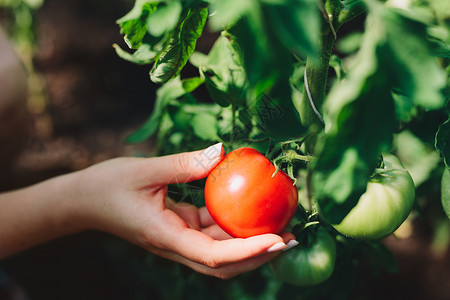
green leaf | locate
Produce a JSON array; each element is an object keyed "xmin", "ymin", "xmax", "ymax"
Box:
[
  {"xmin": 394, "ymin": 130, "xmax": 441, "ymax": 187},
  {"xmin": 126, "ymin": 77, "xmax": 186, "ymax": 143},
  {"xmin": 392, "ymin": 89, "xmax": 417, "ymax": 123},
  {"xmin": 206, "ymin": 0, "xmax": 253, "ymax": 30},
  {"xmin": 256, "ymin": 79, "xmax": 306, "ymax": 141},
  {"xmin": 442, "ymin": 167, "xmax": 450, "ymax": 220},
  {"xmin": 227, "ymin": 5, "xmax": 273, "ymax": 89},
  {"xmin": 117, "ymin": 0, "xmax": 159, "ymax": 49},
  {"xmin": 436, "ymin": 99, "xmax": 450, "ymax": 167},
  {"xmin": 364, "ymin": 1, "xmax": 446, "ymax": 110},
  {"xmin": 313, "ymin": 9, "xmax": 397, "ymax": 223},
  {"xmin": 428, "ymin": 0, "xmax": 450, "ymax": 27},
  {"xmin": 191, "ymin": 113, "xmax": 220, "ymax": 140},
  {"xmin": 192, "ymin": 35, "xmax": 247, "ymax": 107},
  {"xmin": 313, "ymin": 0, "xmax": 447, "ymax": 223},
  {"xmin": 364, "ymin": 242, "xmax": 398, "ymax": 275},
  {"xmin": 150, "ymin": 7, "xmax": 208, "ymax": 83},
  {"xmin": 264, "ymin": 0, "xmax": 320, "ymax": 59},
  {"xmin": 181, "ymin": 77, "xmax": 204, "ymax": 93},
  {"xmin": 113, "ymin": 42, "xmax": 157, "ymax": 65},
  {"xmin": 147, "ymin": 1, "xmax": 183, "ymax": 36}
]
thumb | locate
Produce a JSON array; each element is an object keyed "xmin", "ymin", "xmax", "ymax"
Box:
[{"xmin": 145, "ymin": 143, "xmax": 224, "ymax": 185}]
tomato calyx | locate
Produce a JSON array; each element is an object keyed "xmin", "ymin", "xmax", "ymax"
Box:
[
  {"xmin": 370, "ymin": 154, "xmax": 409, "ymax": 183},
  {"xmin": 290, "ymin": 207, "xmax": 322, "ymax": 248},
  {"xmin": 269, "ymin": 140, "xmax": 315, "ymax": 184}
]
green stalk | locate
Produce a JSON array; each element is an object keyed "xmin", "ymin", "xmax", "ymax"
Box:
[
  {"xmin": 299, "ymin": 0, "xmax": 341, "ymax": 153},
  {"xmin": 231, "ymin": 103, "xmax": 237, "ymax": 147},
  {"xmin": 300, "ymin": 0, "xmax": 342, "ymax": 209},
  {"xmin": 299, "ymin": 0, "xmax": 367, "ymax": 153},
  {"xmin": 300, "ymin": 32, "xmax": 335, "ymax": 135}
]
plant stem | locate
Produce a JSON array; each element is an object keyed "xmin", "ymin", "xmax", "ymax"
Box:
[
  {"xmin": 231, "ymin": 103, "xmax": 237, "ymax": 146},
  {"xmin": 299, "ymin": 0, "xmax": 345, "ymax": 154},
  {"xmin": 300, "ymin": 0, "xmax": 342, "ymax": 209},
  {"xmin": 299, "ymin": 30, "xmax": 336, "ymax": 153}
]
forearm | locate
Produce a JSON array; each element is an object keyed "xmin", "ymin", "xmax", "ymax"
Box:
[{"xmin": 0, "ymin": 172, "xmax": 84, "ymax": 258}]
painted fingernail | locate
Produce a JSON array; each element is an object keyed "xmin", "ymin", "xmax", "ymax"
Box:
[
  {"xmin": 203, "ymin": 142, "xmax": 223, "ymax": 160},
  {"xmin": 267, "ymin": 242, "xmax": 287, "ymax": 253},
  {"xmin": 283, "ymin": 240, "xmax": 299, "ymax": 252}
]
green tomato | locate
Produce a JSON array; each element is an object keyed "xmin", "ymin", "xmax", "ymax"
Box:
[
  {"xmin": 270, "ymin": 227, "xmax": 336, "ymax": 286},
  {"xmin": 442, "ymin": 168, "xmax": 450, "ymax": 220},
  {"xmin": 332, "ymin": 153, "xmax": 415, "ymax": 240}
]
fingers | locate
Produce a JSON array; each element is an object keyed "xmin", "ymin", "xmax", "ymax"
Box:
[
  {"xmin": 198, "ymin": 206, "xmax": 216, "ymax": 228},
  {"xmin": 150, "ymin": 232, "xmax": 295, "ymax": 279},
  {"xmin": 161, "ymin": 203, "xmax": 297, "ymax": 268},
  {"xmin": 165, "ymin": 198, "xmax": 201, "ymax": 230},
  {"xmin": 162, "ymin": 225, "xmax": 289, "ymax": 269},
  {"xmin": 140, "ymin": 143, "xmax": 224, "ymax": 186},
  {"xmin": 201, "ymin": 224, "xmax": 233, "ymax": 240},
  {"xmin": 165, "ymin": 200, "xmax": 232, "ymax": 240},
  {"xmin": 154, "ymin": 248, "xmax": 281, "ymax": 279}
]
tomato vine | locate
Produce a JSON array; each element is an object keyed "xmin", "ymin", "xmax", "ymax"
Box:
[{"xmin": 115, "ymin": 0, "xmax": 449, "ymax": 297}]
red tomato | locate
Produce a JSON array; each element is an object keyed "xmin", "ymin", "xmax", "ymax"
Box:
[{"xmin": 204, "ymin": 147, "xmax": 298, "ymax": 238}]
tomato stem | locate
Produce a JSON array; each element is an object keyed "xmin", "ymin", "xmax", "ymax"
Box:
[
  {"xmin": 231, "ymin": 103, "xmax": 237, "ymax": 147},
  {"xmin": 370, "ymin": 168, "xmax": 409, "ymax": 182}
]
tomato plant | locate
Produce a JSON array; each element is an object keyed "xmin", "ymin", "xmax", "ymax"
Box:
[
  {"xmin": 270, "ymin": 227, "xmax": 336, "ymax": 286},
  {"xmin": 442, "ymin": 168, "xmax": 450, "ymax": 220},
  {"xmin": 330, "ymin": 153, "xmax": 415, "ymax": 240},
  {"xmin": 204, "ymin": 147, "xmax": 298, "ymax": 238},
  {"xmin": 115, "ymin": 0, "xmax": 450, "ymax": 298}
]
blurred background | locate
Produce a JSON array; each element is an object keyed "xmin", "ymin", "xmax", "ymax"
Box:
[{"xmin": 0, "ymin": 0, "xmax": 449, "ymax": 299}]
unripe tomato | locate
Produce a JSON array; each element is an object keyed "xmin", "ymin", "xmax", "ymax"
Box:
[
  {"xmin": 270, "ymin": 227, "xmax": 336, "ymax": 286},
  {"xmin": 204, "ymin": 147, "xmax": 298, "ymax": 238},
  {"xmin": 331, "ymin": 153, "xmax": 415, "ymax": 240}
]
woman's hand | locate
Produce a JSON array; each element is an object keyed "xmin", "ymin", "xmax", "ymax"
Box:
[
  {"xmin": 0, "ymin": 143, "xmax": 297, "ymax": 279},
  {"xmin": 73, "ymin": 143, "xmax": 297, "ymax": 279}
]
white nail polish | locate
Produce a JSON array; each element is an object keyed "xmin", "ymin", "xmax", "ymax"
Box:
[
  {"xmin": 267, "ymin": 242, "xmax": 287, "ymax": 253},
  {"xmin": 282, "ymin": 240, "xmax": 299, "ymax": 252},
  {"xmin": 203, "ymin": 142, "xmax": 223, "ymax": 160}
]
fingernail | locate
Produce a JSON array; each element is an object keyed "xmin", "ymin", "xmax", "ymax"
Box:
[
  {"xmin": 267, "ymin": 242, "xmax": 287, "ymax": 253},
  {"xmin": 203, "ymin": 142, "xmax": 223, "ymax": 160},
  {"xmin": 283, "ymin": 240, "xmax": 299, "ymax": 252}
]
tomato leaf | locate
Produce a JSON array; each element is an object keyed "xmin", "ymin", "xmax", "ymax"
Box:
[
  {"xmin": 116, "ymin": 1, "xmax": 207, "ymax": 84},
  {"xmin": 257, "ymin": 79, "xmax": 306, "ymax": 141},
  {"xmin": 214, "ymin": 0, "xmax": 319, "ymax": 90},
  {"xmin": 263, "ymin": 0, "xmax": 319, "ymax": 59},
  {"xmin": 113, "ymin": 42, "xmax": 157, "ymax": 65},
  {"xmin": 190, "ymin": 35, "xmax": 247, "ymax": 107},
  {"xmin": 181, "ymin": 76, "xmax": 204, "ymax": 93},
  {"xmin": 116, "ymin": 0, "xmax": 158, "ymax": 49},
  {"xmin": 394, "ymin": 130, "xmax": 441, "ymax": 187},
  {"xmin": 376, "ymin": 6, "xmax": 446, "ymax": 110},
  {"xmin": 191, "ymin": 113, "xmax": 220, "ymax": 141},
  {"xmin": 150, "ymin": 7, "xmax": 208, "ymax": 83},
  {"xmin": 314, "ymin": 1, "xmax": 447, "ymax": 224},
  {"xmin": 314, "ymin": 72, "xmax": 396, "ymax": 223},
  {"xmin": 312, "ymin": 11, "xmax": 395, "ymax": 223},
  {"xmin": 126, "ymin": 77, "xmax": 187, "ymax": 143},
  {"xmin": 363, "ymin": 242, "xmax": 398, "ymax": 275},
  {"xmin": 147, "ymin": 2, "xmax": 183, "ymax": 37}
]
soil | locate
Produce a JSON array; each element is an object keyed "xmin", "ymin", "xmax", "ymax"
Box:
[{"xmin": 0, "ymin": 0, "xmax": 449, "ymax": 299}]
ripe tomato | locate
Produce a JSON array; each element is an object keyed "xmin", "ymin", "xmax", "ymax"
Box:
[
  {"xmin": 331, "ymin": 153, "xmax": 415, "ymax": 240},
  {"xmin": 270, "ymin": 227, "xmax": 336, "ymax": 286},
  {"xmin": 204, "ymin": 147, "xmax": 298, "ymax": 238}
]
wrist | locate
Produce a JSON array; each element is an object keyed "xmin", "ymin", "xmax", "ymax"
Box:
[
  {"xmin": 0, "ymin": 171, "xmax": 87, "ymax": 258},
  {"xmin": 52, "ymin": 170, "xmax": 90, "ymax": 235}
]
